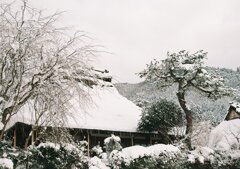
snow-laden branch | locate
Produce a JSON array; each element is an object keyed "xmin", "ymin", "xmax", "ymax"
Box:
[{"xmin": 0, "ymin": 1, "xmax": 99, "ymax": 139}]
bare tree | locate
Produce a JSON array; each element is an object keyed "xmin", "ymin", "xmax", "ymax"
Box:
[
  {"xmin": 139, "ymin": 50, "xmax": 232, "ymax": 149},
  {"xmin": 0, "ymin": 0, "xmax": 98, "ymax": 140}
]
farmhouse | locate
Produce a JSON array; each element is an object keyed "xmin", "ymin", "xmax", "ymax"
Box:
[
  {"xmin": 3, "ymin": 72, "xmax": 162, "ymax": 154},
  {"xmin": 224, "ymin": 102, "xmax": 240, "ymax": 121}
]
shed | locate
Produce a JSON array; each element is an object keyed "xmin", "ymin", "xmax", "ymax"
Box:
[{"xmin": 224, "ymin": 102, "xmax": 240, "ymax": 121}]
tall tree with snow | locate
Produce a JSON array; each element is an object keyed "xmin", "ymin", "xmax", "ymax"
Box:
[
  {"xmin": 139, "ymin": 50, "xmax": 232, "ymax": 149},
  {"xmin": 0, "ymin": 0, "xmax": 98, "ymax": 140}
]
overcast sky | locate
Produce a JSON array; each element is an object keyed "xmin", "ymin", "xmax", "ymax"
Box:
[{"xmin": 30, "ymin": 0, "xmax": 240, "ymax": 83}]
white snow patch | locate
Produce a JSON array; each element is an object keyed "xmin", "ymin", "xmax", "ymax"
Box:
[
  {"xmin": 147, "ymin": 144, "xmax": 180, "ymax": 156},
  {"xmin": 37, "ymin": 142, "xmax": 60, "ymax": 151},
  {"xmin": 122, "ymin": 145, "xmax": 147, "ymax": 159},
  {"xmin": 0, "ymin": 158, "xmax": 13, "ymax": 169},
  {"xmin": 89, "ymin": 156, "xmax": 110, "ymax": 169},
  {"xmin": 188, "ymin": 147, "xmax": 214, "ymax": 164},
  {"xmin": 62, "ymin": 143, "xmax": 79, "ymax": 152}
]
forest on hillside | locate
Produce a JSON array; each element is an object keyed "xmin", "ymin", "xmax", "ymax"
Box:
[{"xmin": 115, "ymin": 67, "xmax": 240, "ymax": 126}]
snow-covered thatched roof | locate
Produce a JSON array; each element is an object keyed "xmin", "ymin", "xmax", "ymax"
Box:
[
  {"xmin": 6, "ymin": 84, "xmax": 142, "ymax": 133},
  {"xmin": 208, "ymin": 119, "xmax": 240, "ymax": 150}
]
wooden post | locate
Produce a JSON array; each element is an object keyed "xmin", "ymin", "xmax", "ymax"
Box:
[
  {"xmin": 31, "ymin": 130, "xmax": 34, "ymax": 145},
  {"xmin": 87, "ymin": 131, "xmax": 90, "ymax": 157},
  {"xmin": 35, "ymin": 130, "xmax": 38, "ymax": 139},
  {"xmin": 131, "ymin": 134, "xmax": 134, "ymax": 146},
  {"xmin": 13, "ymin": 129, "xmax": 17, "ymax": 148}
]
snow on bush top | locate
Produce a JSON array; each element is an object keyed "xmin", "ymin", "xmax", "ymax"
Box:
[
  {"xmin": 104, "ymin": 134, "xmax": 121, "ymax": 144},
  {"xmin": 208, "ymin": 119, "xmax": 240, "ymax": 150},
  {"xmin": 121, "ymin": 144, "xmax": 180, "ymax": 160},
  {"xmin": 37, "ymin": 142, "xmax": 60, "ymax": 151},
  {"xmin": 0, "ymin": 158, "xmax": 13, "ymax": 169},
  {"xmin": 89, "ymin": 156, "xmax": 110, "ymax": 169}
]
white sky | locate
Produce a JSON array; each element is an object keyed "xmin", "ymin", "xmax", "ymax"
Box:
[{"xmin": 30, "ymin": 0, "xmax": 240, "ymax": 83}]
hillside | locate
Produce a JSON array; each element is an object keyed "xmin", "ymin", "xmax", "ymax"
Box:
[{"xmin": 115, "ymin": 67, "xmax": 240, "ymax": 125}]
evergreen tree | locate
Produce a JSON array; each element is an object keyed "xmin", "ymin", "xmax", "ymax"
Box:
[{"xmin": 138, "ymin": 100, "xmax": 183, "ymax": 143}]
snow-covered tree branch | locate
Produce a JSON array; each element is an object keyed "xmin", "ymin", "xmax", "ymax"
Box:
[{"xmin": 0, "ymin": 0, "xmax": 98, "ymax": 140}]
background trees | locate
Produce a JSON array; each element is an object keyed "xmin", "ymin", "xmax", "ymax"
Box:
[
  {"xmin": 139, "ymin": 50, "xmax": 232, "ymax": 149},
  {"xmin": 138, "ymin": 99, "xmax": 183, "ymax": 144},
  {"xmin": 0, "ymin": 0, "xmax": 97, "ymax": 140}
]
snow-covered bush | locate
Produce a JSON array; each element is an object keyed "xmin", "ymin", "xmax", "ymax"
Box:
[
  {"xmin": 121, "ymin": 154, "xmax": 187, "ymax": 169},
  {"xmin": 2, "ymin": 138, "xmax": 240, "ymax": 169},
  {"xmin": 0, "ymin": 141, "xmax": 12, "ymax": 158},
  {"xmin": 120, "ymin": 155, "xmax": 157, "ymax": 169},
  {"xmin": 102, "ymin": 144, "xmax": 184, "ymax": 169},
  {"xmin": 102, "ymin": 135, "xmax": 123, "ymax": 168},
  {"xmin": 0, "ymin": 141, "xmax": 17, "ymax": 169},
  {"xmin": 108, "ymin": 150, "xmax": 125, "ymax": 169},
  {"xmin": 99, "ymin": 143, "xmax": 240, "ymax": 169},
  {"xmin": 104, "ymin": 134, "xmax": 122, "ymax": 155},
  {"xmin": 210, "ymin": 150, "xmax": 240, "ymax": 169},
  {"xmin": 16, "ymin": 142, "xmax": 88, "ymax": 169},
  {"xmin": 187, "ymin": 146, "xmax": 214, "ymax": 164},
  {"xmin": 92, "ymin": 145, "xmax": 103, "ymax": 157},
  {"xmin": 186, "ymin": 147, "xmax": 240, "ymax": 169},
  {"xmin": 88, "ymin": 156, "xmax": 110, "ymax": 169},
  {"xmin": 119, "ymin": 144, "xmax": 184, "ymax": 169}
]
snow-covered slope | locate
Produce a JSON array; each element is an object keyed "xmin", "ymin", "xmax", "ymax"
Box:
[
  {"xmin": 208, "ymin": 119, "xmax": 240, "ymax": 150},
  {"xmin": 6, "ymin": 85, "xmax": 142, "ymax": 132}
]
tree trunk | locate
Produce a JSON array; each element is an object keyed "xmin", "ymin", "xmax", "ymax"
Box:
[
  {"xmin": 0, "ymin": 125, "xmax": 6, "ymax": 140},
  {"xmin": 158, "ymin": 129, "xmax": 171, "ymax": 144},
  {"xmin": 176, "ymin": 90, "xmax": 193, "ymax": 150},
  {"xmin": 24, "ymin": 135, "xmax": 31, "ymax": 149},
  {"xmin": 0, "ymin": 107, "xmax": 15, "ymax": 140},
  {"xmin": 0, "ymin": 114, "xmax": 12, "ymax": 140}
]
